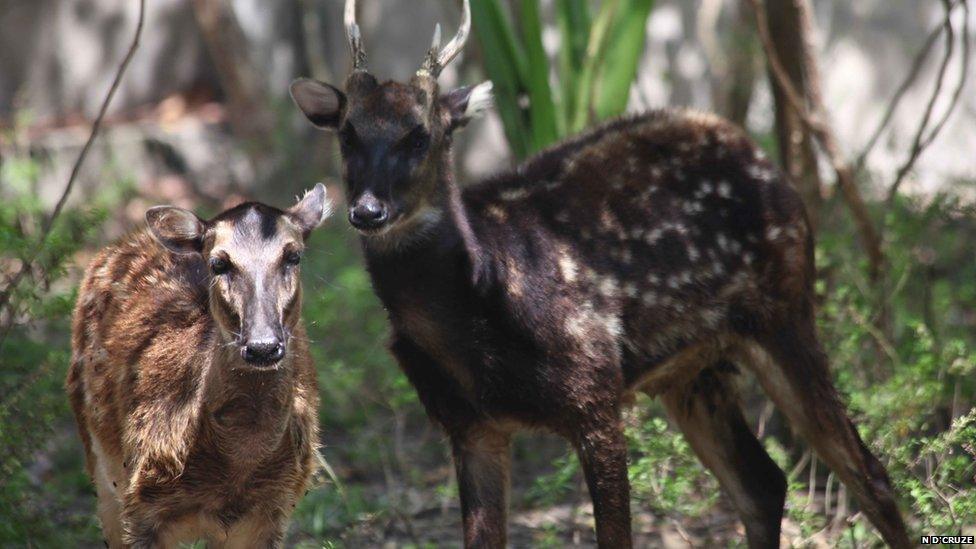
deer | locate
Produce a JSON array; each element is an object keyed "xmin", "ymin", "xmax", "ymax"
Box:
[
  {"xmin": 66, "ymin": 185, "xmax": 332, "ymax": 548},
  {"xmin": 289, "ymin": 2, "xmax": 911, "ymax": 547}
]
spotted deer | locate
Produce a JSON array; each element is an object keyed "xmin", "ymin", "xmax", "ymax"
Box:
[
  {"xmin": 66, "ymin": 185, "xmax": 331, "ymax": 548},
  {"xmin": 290, "ymin": 2, "xmax": 910, "ymax": 547}
]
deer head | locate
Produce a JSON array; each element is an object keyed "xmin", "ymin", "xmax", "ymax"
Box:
[
  {"xmin": 290, "ymin": 0, "xmax": 492, "ymax": 238},
  {"xmin": 146, "ymin": 184, "xmax": 332, "ymax": 368}
]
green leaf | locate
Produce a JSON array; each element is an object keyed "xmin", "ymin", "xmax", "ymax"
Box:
[
  {"xmin": 554, "ymin": 0, "xmax": 591, "ymax": 131},
  {"xmin": 471, "ymin": 0, "xmax": 531, "ymax": 157},
  {"xmin": 570, "ymin": 0, "xmax": 620, "ymax": 133},
  {"xmin": 594, "ymin": 0, "xmax": 654, "ymax": 119},
  {"xmin": 519, "ymin": 0, "xmax": 559, "ymax": 152}
]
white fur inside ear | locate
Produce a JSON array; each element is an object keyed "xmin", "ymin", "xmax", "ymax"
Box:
[
  {"xmin": 310, "ymin": 183, "xmax": 333, "ymax": 226},
  {"xmin": 293, "ymin": 183, "xmax": 333, "ymax": 231},
  {"xmin": 464, "ymin": 81, "xmax": 494, "ymax": 119}
]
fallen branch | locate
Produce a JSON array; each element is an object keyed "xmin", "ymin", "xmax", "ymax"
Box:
[
  {"xmin": 747, "ymin": 0, "xmax": 885, "ymax": 280},
  {"xmin": 0, "ymin": 0, "xmax": 146, "ymax": 343}
]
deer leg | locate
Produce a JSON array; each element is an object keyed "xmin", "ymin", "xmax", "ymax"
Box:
[
  {"xmin": 95, "ymin": 486, "xmax": 126, "ymax": 548},
  {"xmin": 451, "ymin": 423, "xmax": 513, "ymax": 549},
  {"xmin": 221, "ymin": 517, "xmax": 286, "ymax": 549},
  {"xmin": 574, "ymin": 411, "xmax": 632, "ymax": 549},
  {"xmin": 744, "ymin": 318, "xmax": 911, "ymax": 549},
  {"xmin": 659, "ymin": 361, "xmax": 786, "ymax": 549}
]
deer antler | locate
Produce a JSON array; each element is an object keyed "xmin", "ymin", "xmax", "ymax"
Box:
[
  {"xmin": 418, "ymin": 0, "xmax": 471, "ymax": 78},
  {"xmin": 345, "ymin": 0, "xmax": 367, "ymax": 71}
]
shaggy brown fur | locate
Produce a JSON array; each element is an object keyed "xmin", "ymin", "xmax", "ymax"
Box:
[{"xmin": 67, "ymin": 186, "xmax": 331, "ymax": 548}]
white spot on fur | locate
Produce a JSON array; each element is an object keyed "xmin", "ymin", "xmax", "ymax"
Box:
[
  {"xmin": 564, "ymin": 303, "xmax": 622, "ymax": 347},
  {"xmin": 500, "ymin": 188, "xmax": 529, "ymax": 201},
  {"xmin": 623, "ymin": 282, "xmax": 638, "ymax": 298},
  {"xmin": 486, "ymin": 205, "xmax": 508, "ymax": 223},
  {"xmin": 717, "ymin": 233, "xmax": 729, "ymax": 251},
  {"xmin": 645, "ymin": 228, "xmax": 663, "ymax": 245},
  {"xmin": 598, "ymin": 276, "xmax": 619, "ymax": 297},
  {"xmin": 746, "ymin": 163, "xmax": 773, "ymax": 181},
  {"xmin": 717, "ymin": 181, "xmax": 732, "ymax": 198},
  {"xmin": 558, "ymin": 253, "xmax": 579, "ymax": 284},
  {"xmin": 642, "ymin": 291, "xmax": 658, "ymax": 306},
  {"xmin": 766, "ymin": 226, "xmax": 782, "ymax": 241}
]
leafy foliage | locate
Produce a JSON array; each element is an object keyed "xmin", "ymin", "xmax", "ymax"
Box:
[
  {"xmin": 0, "ymin": 121, "xmax": 118, "ymax": 546},
  {"xmin": 472, "ymin": 0, "xmax": 655, "ymax": 158}
]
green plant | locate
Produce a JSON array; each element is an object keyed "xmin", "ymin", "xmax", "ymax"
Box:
[
  {"xmin": 472, "ymin": 0, "xmax": 655, "ymax": 158},
  {"xmin": 0, "ymin": 118, "xmax": 124, "ymax": 546}
]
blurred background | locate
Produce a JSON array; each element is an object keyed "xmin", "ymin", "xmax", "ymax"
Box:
[{"xmin": 1, "ymin": 0, "xmax": 974, "ymax": 546}]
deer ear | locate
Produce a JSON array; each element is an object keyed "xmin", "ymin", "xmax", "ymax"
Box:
[
  {"xmin": 146, "ymin": 206, "xmax": 206, "ymax": 254},
  {"xmin": 441, "ymin": 81, "xmax": 493, "ymax": 130},
  {"xmin": 288, "ymin": 183, "xmax": 333, "ymax": 237},
  {"xmin": 290, "ymin": 78, "xmax": 346, "ymax": 129}
]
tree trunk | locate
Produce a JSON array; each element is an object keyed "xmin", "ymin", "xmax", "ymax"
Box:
[
  {"xmin": 191, "ymin": 0, "xmax": 274, "ymax": 163},
  {"xmin": 764, "ymin": 0, "xmax": 823, "ymax": 229}
]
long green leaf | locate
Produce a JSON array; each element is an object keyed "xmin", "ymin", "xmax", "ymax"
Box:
[
  {"xmin": 520, "ymin": 0, "xmax": 559, "ymax": 152},
  {"xmin": 555, "ymin": 0, "xmax": 591, "ymax": 132},
  {"xmin": 570, "ymin": 0, "xmax": 620, "ymax": 133},
  {"xmin": 471, "ymin": 0, "xmax": 531, "ymax": 157},
  {"xmin": 594, "ymin": 0, "xmax": 654, "ymax": 120}
]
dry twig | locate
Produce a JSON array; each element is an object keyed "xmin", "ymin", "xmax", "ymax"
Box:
[
  {"xmin": 855, "ymin": 14, "xmax": 947, "ymax": 171},
  {"xmin": 888, "ymin": 0, "xmax": 970, "ymax": 202},
  {"xmin": 0, "ymin": 0, "xmax": 146, "ymax": 345}
]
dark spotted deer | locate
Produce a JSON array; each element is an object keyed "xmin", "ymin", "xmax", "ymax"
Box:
[
  {"xmin": 290, "ymin": 2, "xmax": 910, "ymax": 547},
  {"xmin": 66, "ymin": 185, "xmax": 331, "ymax": 548}
]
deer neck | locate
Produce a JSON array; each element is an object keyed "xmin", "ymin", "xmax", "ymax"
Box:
[
  {"xmin": 363, "ymin": 167, "xmax": 487, "ymax": 292},
  {"xmin": 364, "ymin": 171, "xmax": 485, "ymax": 314},
  {"xmin": 203, "ymin": 343, "xmax": 297, "ymax": 467}
]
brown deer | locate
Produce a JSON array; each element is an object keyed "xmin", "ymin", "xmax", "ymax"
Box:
[
  {"xmin": 66, "ymin": 185, "xmax": 331, "ymax": 548},
  {"xmin": 290, "ymin": 2, "xmax": 911, "ymax": 547}
]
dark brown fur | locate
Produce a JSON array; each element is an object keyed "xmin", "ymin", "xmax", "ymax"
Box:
[
  {"xmin": 292, "ymin": 68, "xmax": 910, "ymax": 547},
  {"xmin": 67, "ymin": 191, "xmax": 329, "ymax": 548}
]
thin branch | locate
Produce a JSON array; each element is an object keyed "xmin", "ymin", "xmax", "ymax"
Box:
[
  {"xmin": 854, "ymin": 11, "xmax": 949, "ymax": 171},
  {"xmin": 0, "ymin": 0, "xmax": 146, "ymax": 342},
  {"xmin": 887, "ymin": 0, "xmax": 969, "ymax": 202},
  {"xmin": 747, "ymin": 0, "xmax": 885, "ymax": 280}
]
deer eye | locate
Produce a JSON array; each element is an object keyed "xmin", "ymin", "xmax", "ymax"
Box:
[
  {"xmin": 413, "ymin": 133, "xmax": 428, "ymax": 151},
  {"xmin": 209, "ymin": 257, "xmax": 230, "ymax": 275},
  {"xmin": 284, "ymin": 251, "xmax": 302, "ymax": 266},
  {"xmin": 401, "ymin": 125, "xmax": 429, "ymax": 153}
]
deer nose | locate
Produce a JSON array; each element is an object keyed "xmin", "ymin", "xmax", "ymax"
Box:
[
  {"xmin": 349, "ymin": 194, "xmax": 389, "ymax": 230},
  {"xmin": 242, "ymin": 338, "xmax": 285, "ymax": 365}
]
